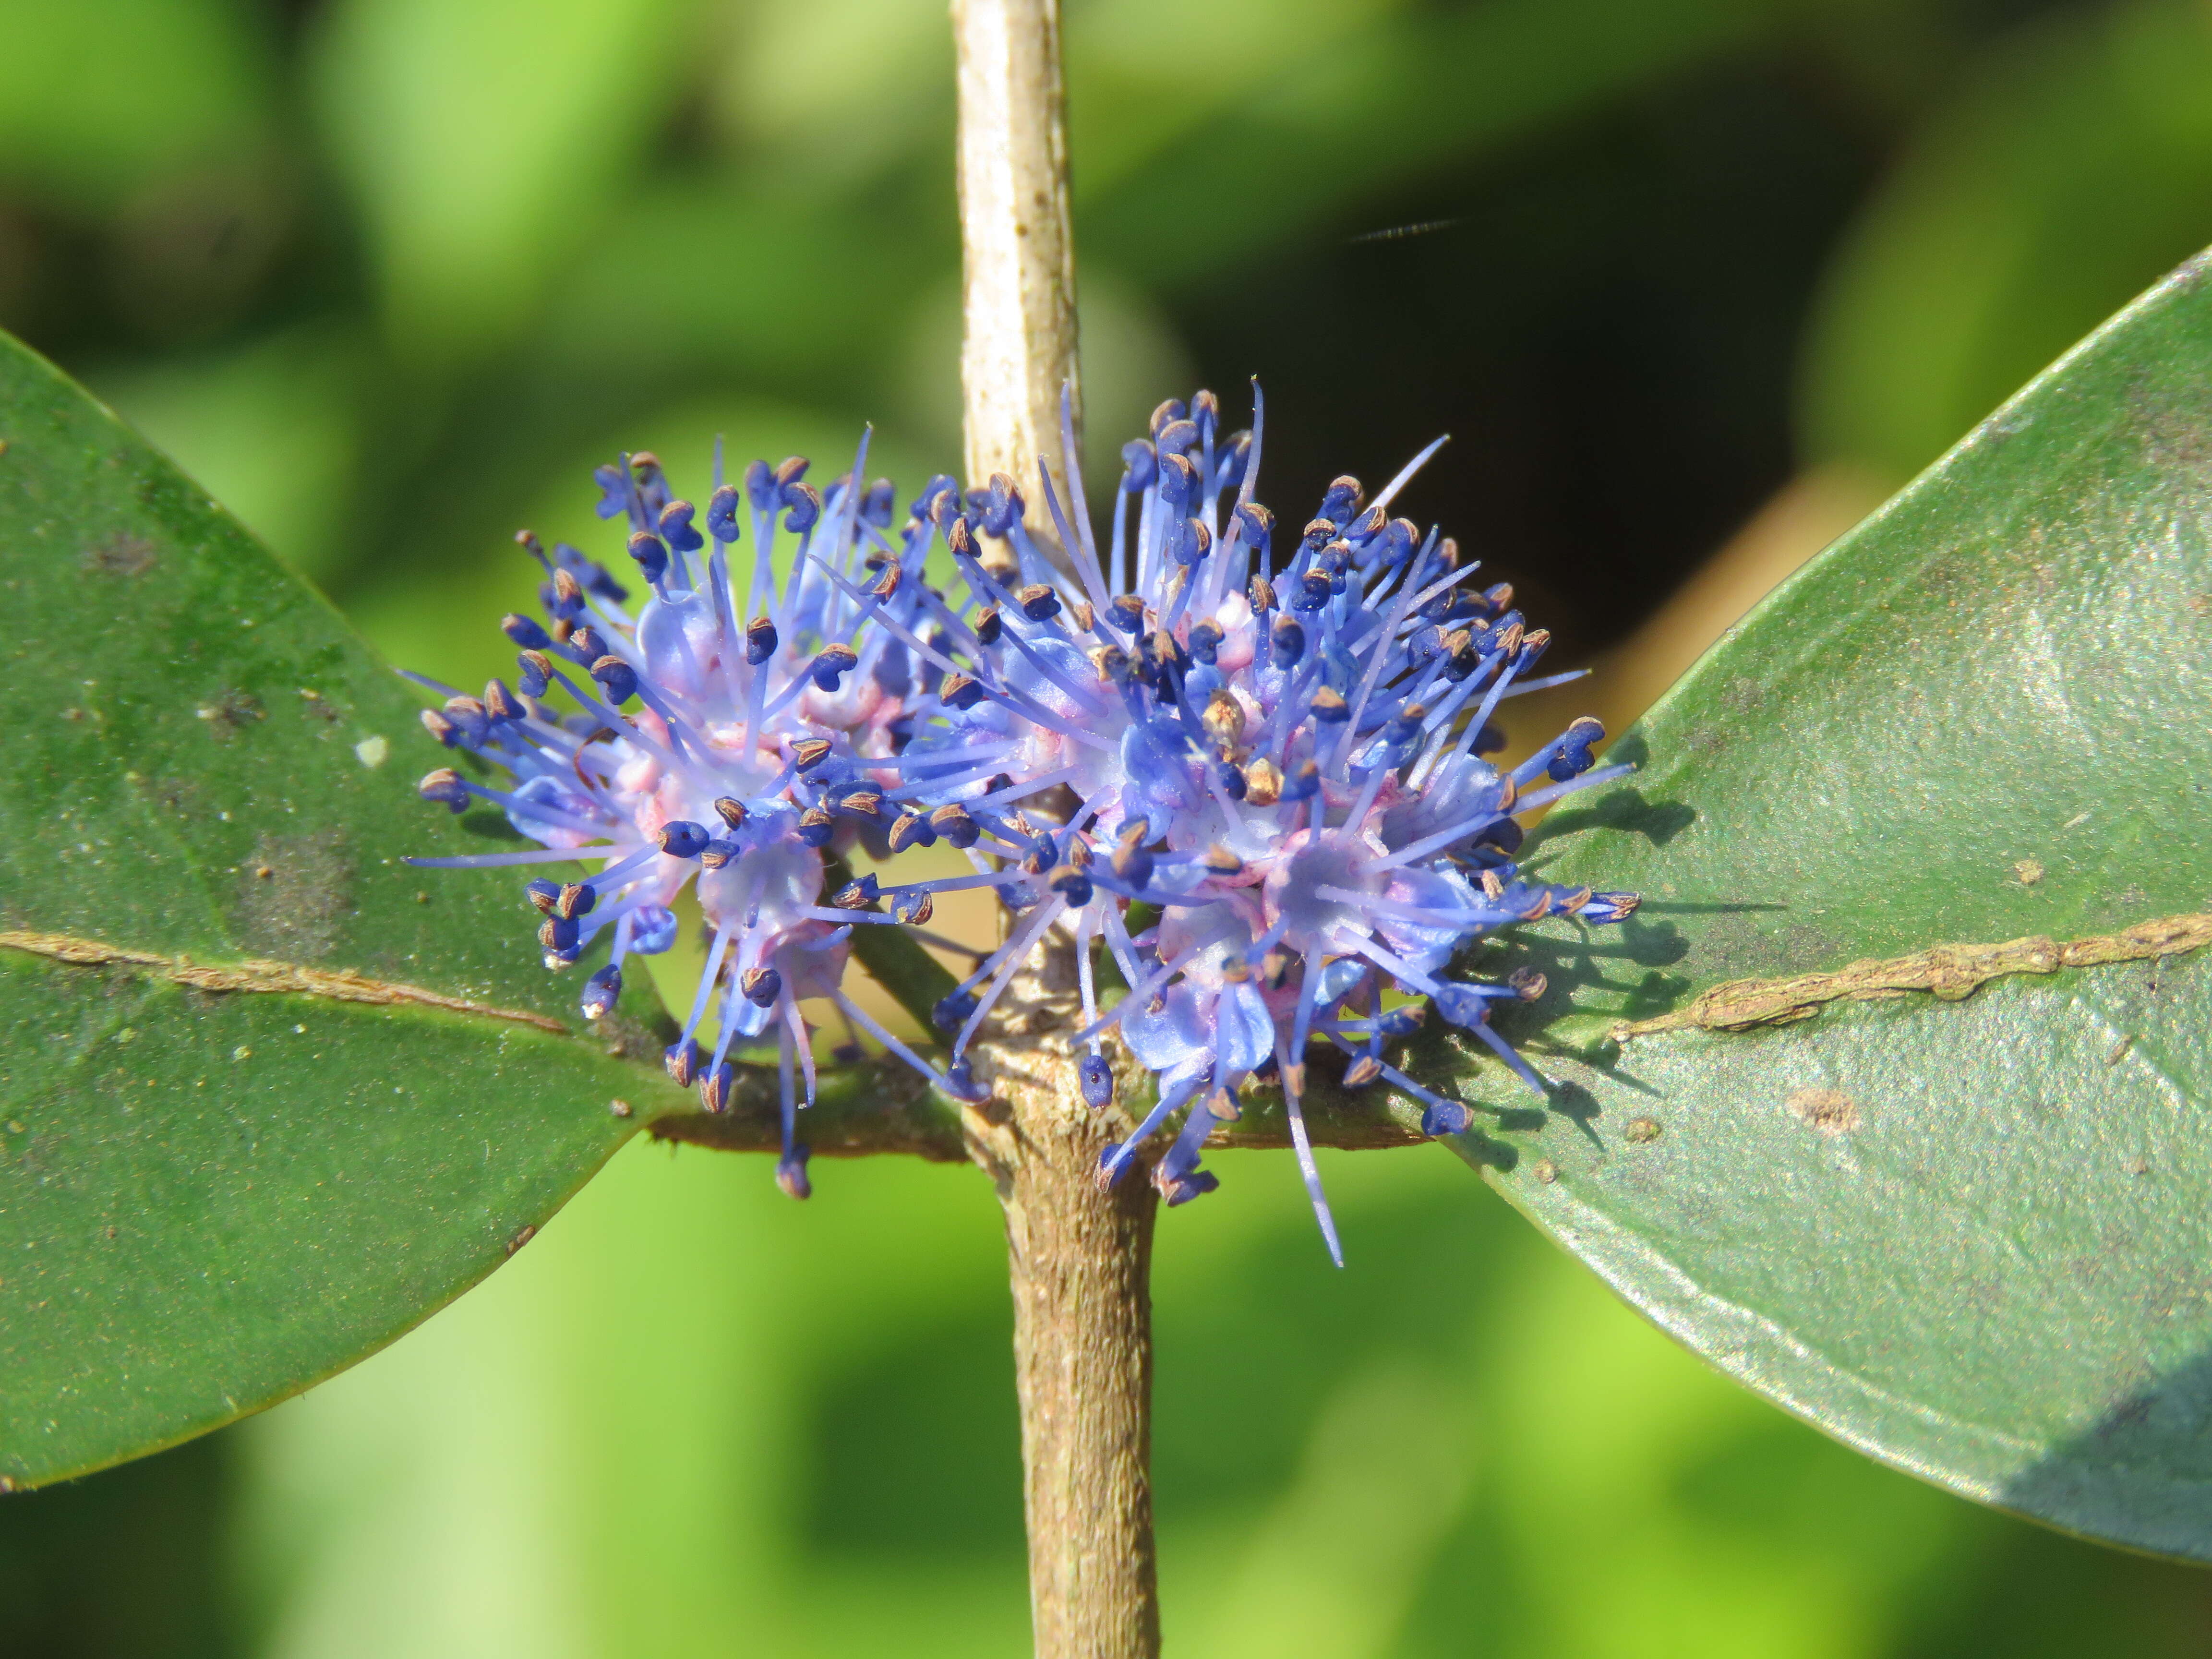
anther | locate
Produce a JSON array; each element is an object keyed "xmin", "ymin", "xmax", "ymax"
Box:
[
  {"xmin": 1017, "ymin": 584, "xmax": 1061, "ymax": 622},
  {"xmin": 811, "ymin": 643, "xmax": 859, "ymax": 691},
  {"xmin": 625, "ymin": 532, "xmax": 668, "ymax": 583},
  {"xmin": 1195, "ymin": 690, "xmax": 1243, "ymax": 750},
  {"xmin": 928, "ymin": 804, "xmax": 979, "ymax": 848},
  {"xmin": 551, "ymin": 568, "xmax": 586, "ymax": 617},
  {"xmin": 580, "ymin": 964, "xmax": 622, "ymax": 1020},
  {"xmin": 1080, "ymin": 1054, "xmax": 1113, "ymax": 1109},
  {"xmin": 417, "ymin": 767, "xmax": 469, "ymax": 809},
  {"xmin": 1310, "ymin": 687, "xmax": 1348, "ymax": 724},
  {"xmin": 713, "ymin": 796, "xmax": 747, "ymax": 830},
  {"xmin": 590, "ymin": 655, "xmax": 637, "ymax": 704},
  {"xmin": 657, "ymin": 821, "xmax": 709, "ymax": 858},
  {"xmin": 793, "ymin": 738, "xmax": 833, "ymax": 773},
  {"xmin": 836, "ymin": 791, "xmax": 886, "ymax": 823},
  {"xmin": 706, "ymin": 483, "xmax": 742, "ymax": 542},
  {"xmin": 699, "ymin": 1061, "xmax": 738, "ymax": 1115},
  {"xmin": 1243, "ymin": 757, "xmax": 1282, "ymax": 805},
  {"xmin": 742, "ymin": 966, "xmax": 783, "ymax": 1006},
  {"xmin": 888, "ymin": 812, "xmax": 933, "ymax": 854},
  {"xmin": 746, "ymin": 617, "xmax": 778, "ymax": 664},
  {"xmin": 1200, "ymin": 844, "xmax": 1243, "ymax": 877}
]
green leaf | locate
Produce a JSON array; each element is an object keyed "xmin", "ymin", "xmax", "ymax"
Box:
[
  {"xmin": 0, "ymin": 328, "xmax": 708, "ymax": 1489},
  {"xmin": 1405, "ymin": 251, "xmax": 2212, "ymax": 1557}
]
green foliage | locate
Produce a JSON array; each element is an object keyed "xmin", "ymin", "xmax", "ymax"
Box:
[
  {"xmin": 0, "ymin": 329, "xmax": 687, "ymax": 1487},
  {"xmin": 1420, "ymin": 251, "xmax": 2212, "ymax": 1559},
  {"xmin": 13, "ymin": 0, "xmax": 2212, "ymax": 1645}
]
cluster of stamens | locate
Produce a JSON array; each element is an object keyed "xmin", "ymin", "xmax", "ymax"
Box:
[{"xmin": 408, "ymin": 389, "xmax": 1638, "ymax": 1254}]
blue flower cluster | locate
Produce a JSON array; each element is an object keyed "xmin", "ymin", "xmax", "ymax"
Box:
[{"xmin": 409, "ymin": 390, "xmax": 1638, "ymax": 1254}]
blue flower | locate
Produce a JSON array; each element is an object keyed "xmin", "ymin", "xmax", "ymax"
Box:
[
  {"xmin": 870, "ymin": 387, "xmax": 1641, "ymax": 1262},
  {"xmin": 405, "ymin": 439, "xmax": 960, "ymax": 1192},
  {"xmin": 407, "ymin": 395, "xmax": 1642, "ymax": 1249}
]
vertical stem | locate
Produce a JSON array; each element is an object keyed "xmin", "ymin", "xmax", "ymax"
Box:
[
  {"xmin": 967, "ymin": 1010, "xmax": 1161, "ymax": 1659},
  {"xmin": 953, "ymin": 0, "xmax": 1081, "ymax": 506},
  {"xmin": 953, "ymin": 7, "xmax": 1158, "ymax": 1654}
]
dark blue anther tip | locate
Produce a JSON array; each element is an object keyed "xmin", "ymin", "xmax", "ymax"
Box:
[
  {"xmin": 1421, "ymin": 1101, "xmax": 1474, "ymax": 1138},
  {"xmin": 580, "ymin": 963, "xmax": 622, "ymax": 1020},
  {"xmin": 706, "ymin": 484, "xmax": 742, "ymax": 543},
  {"xmin": 590, "ymin": 655, "xmax": 638, "ymax": 705},
  {"xmin": 776, "ymin": 1146, "xmax": 814, "ymax": 1200},
  {"xmin": 658, "ymin": 821, "xmax": 709, "ymax": 858},
  {"xmin": 501, "ymin": 613, "xmax": 551, "ymax": 649},
  {"xmin": 659, "ymin": 500, "xmax": 704, "ymax": 553},
  {"xmin": 664, "ymin": 1038, "xmax": 702, "ymax": 1086},
  {"xmin": 1080, "ymin": 1053, "xmax": 1113, "ymax": 1109},
  {"xmin": 592, "ymin": 462, "xmax": 627, "ymax": 520},
  {"xmin": 626, "ymin": 531, "xmax": 668, "ymax": 583},
  {"xmin": 782, "ymin": 482, "xmax": 822, "ymax": 533},
  {"xmin": 862, "ymin": 478, "xmax": 897, "ymax": 527}
]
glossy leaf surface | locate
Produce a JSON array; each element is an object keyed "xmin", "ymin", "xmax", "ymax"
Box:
[
  {"xmin": 1414, "ymin": 251, "xmax": 2212, "ymax": 1557},
  {"xmin": 0, "ymin": 330, "xmax": 703, "ymax": 1488}
]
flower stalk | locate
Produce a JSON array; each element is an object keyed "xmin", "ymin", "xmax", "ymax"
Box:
[{"xmin": 952, "ymin": 3, "xmax": 1161, "ymax": 1652}]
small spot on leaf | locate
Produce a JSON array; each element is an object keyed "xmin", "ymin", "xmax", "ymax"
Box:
[
  {"xmin": 1531, "ymin": 1157, "xmax": 1558, "ymax": 1183},
  {"xmin": 1624, "ymin": 1116, "xmax": 1663, "ymax": 1144},
  {"xmin": 236, "ymin": 833, "xmax": 353, "ymax": 960},
  {"xmin": 1786, "ymin": 1087, "xmax": 1860, "ymax": 1136},
  {"xmin": 195, "ymin": 689, "xmax": 263, "ymax": 737},
  {"xmin": 82, "ymin": 532, "xmax": 156, "ymax": 577},
  {"xmin": 2013, "ymin": 858, "xmax": 2044, "ymax": 886}
]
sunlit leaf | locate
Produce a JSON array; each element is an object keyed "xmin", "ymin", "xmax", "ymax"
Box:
[
  {"xmin": 1405, "ymin": 251, "xmax": 2212, "ymax": 1558},
  {"xmin": 0, "ymin": 329, "xmax": 707, "ymax": 1488}
]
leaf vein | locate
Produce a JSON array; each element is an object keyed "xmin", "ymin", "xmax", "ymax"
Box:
[
  {"xmin": 0, "ymin": 929, "xmax": 568, "ymax": 1034},
  {"xmin": 1611, "ymin": 912, "xmax": 2212, "ymax": 1039}
]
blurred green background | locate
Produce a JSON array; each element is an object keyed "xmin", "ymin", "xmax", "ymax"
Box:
[{"xmin": 8, "ymin": 0, "xmax": 2212, "ymax": 1651}]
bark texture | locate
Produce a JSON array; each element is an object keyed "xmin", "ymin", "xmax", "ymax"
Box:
[
  {"xmin": 964, "ymin": 948, "xmax": 1161, "ymax": 1659},
  {"xmin": 954, "ymin": 5, "xmax": 1160, "ymax": 1650},
  {"xmin": 952, "ymin": 0, "xmax": 1081, "ymax": 509}
]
